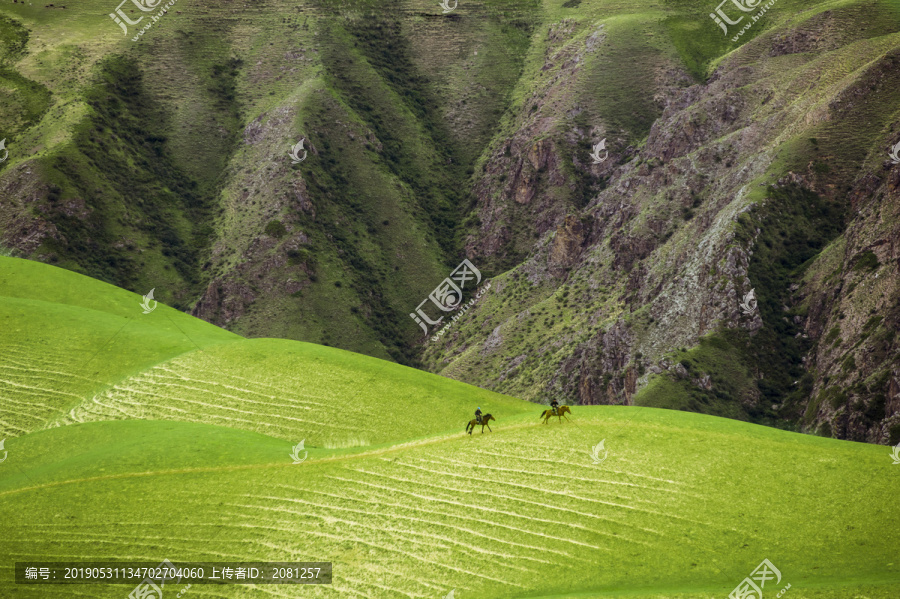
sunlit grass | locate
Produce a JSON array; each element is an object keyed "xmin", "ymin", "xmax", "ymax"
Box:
[{"xmin": 0, "ymin": 409, "xmax": 897, "ymax": 598}]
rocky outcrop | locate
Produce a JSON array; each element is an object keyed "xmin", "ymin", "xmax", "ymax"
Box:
[
  {"xmin": 0, "ymin": 164, "xmax": 61, "ymax": 255},
  {"xmin": 549, "ymin": 214, "xmax": 586, "ymax": 273},
  {"xmin": 192, "ymin": 229, "xmax": 311, "ymax": 325},
  {"xmin": 798, "ymin": 155, "xmax": 900, "ymax": 443},
  {"xmin": 463, "ymin": 22, "xmax": 613, "ymax": 267}
]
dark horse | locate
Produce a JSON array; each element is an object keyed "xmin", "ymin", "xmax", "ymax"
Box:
[
  {"xmin": 540, "ymin": 405, "xmax": 571, "ymax": 424},
  {"xmin": 466, "ymin": 414, "xmax": 496, "ymax": 435}
]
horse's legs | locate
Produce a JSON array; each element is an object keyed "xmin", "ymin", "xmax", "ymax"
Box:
[{"xmin": 486, "ymin": 424, "xmax": 492, "ymax": 432}]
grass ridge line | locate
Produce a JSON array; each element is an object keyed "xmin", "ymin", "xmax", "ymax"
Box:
[{"xmin": 0, "ymin": 416, "xmax": 561, "ymax": 499}]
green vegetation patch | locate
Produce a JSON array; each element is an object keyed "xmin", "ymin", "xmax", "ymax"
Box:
[
  {"xmin": 0, "ymin": 65, "xmax": 52, "ymax": 141},
  {"xmin": 635, "ymin": 333, "xmax": 753, "ymax": 421},
  {"xmin": 734, "ymin": 184, "xmax": 846, "ymax": 419},
  {"xmin": 663, "ymin": 14, "xmax": 735, "ymax": 82}
]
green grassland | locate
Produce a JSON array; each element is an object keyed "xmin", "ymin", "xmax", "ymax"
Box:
[
  {"xmin": 1, "ymin": 408, "xmax": 898, "ymax": 597},
  {"xmin": 1, "ymin": 258, "xmax": 899, "ymax": 597}
]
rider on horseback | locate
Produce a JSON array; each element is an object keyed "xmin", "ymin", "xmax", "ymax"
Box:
[
  {"xmin": 475, "ymin": 407, "xmax": 483, "ymax": 425},
  {"xmin": 550, "ymin": 398, "xmax": 559, "ymax": 416}
]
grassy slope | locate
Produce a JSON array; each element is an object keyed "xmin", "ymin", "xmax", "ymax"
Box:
[
  {"xmin": 0, "ymin": 256, "xmax": 240, "ymax": 436},
  {"xmin": 0, "ymin": 255, "xmax": 529, "ymax": 442},
  {"xmin": 53, "ymin": 337, "xmax": 533, "ymax": 447},
  {"xmin": 0, "ymin": 258, "xmax": 898, "ymax": 598},
  {"xmin": 0, "ymin": 410, "xmax": 897, "ymax": 598}
]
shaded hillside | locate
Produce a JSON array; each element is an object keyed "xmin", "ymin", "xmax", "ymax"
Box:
[{"xmin": 0, "ymin": 0, "xmax": 537, "ymax": 365}]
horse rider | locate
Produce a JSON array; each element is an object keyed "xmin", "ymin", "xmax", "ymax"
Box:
[
  {"xmin": 550, "ymin": 398, "xmax": 559, "ymax": 415},
  {"xmin": 475, "ymin": 406, "xmax": 483, "ymax": 425}
]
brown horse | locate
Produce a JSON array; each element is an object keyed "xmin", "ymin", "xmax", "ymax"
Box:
[
  {"xmin": 466, "ymin": 414, "xmax": 495, "ymax": 435},
  {"xmin": 540, "ymin": 405, "xmax": 571, "ymax": 424}
]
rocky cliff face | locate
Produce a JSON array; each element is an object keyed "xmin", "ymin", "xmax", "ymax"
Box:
[
  {"xmin": 798, "ymin": 160, "xmax": 900, "ymax": 442},
  {"xmin": 427, "ymin": 4, "xmax": 900, "ymax": 444}
]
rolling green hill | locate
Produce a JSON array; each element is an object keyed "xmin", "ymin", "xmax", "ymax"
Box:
[
  {"xmin": 0, "ymin": 255, "xmax": 528, "ymax": 444},
  {"xmin": 1, "ymin": 257, "xmax": 899, "ymax": 598},
  {"xmin": 1, "ymin": 409, "xmax": 898, "ymax": 597}
]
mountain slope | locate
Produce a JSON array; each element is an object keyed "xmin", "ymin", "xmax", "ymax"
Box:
[
  {"xmin": 427, "ymin": 0, "xmax": 900, "ymax": 444},
  {"xmin": 0, "ymin": 255, "xmax": 240, "ymax": 436},
  {"xmin": 0, "ymin": 0, "xmax": 538, "ymax": 365}
]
